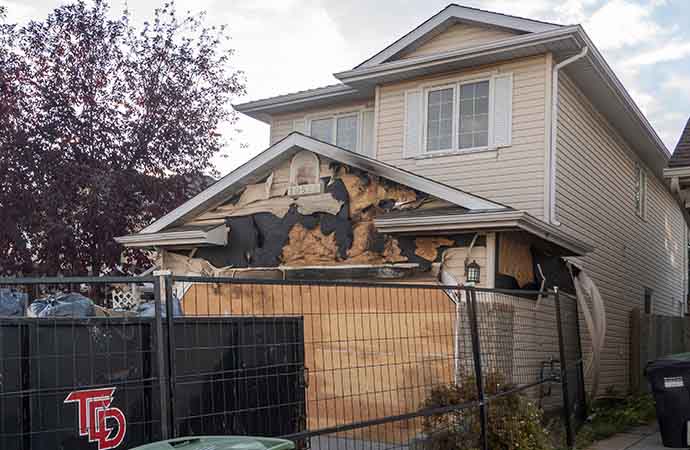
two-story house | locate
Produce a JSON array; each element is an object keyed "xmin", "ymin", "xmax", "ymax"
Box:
[{"xmin": 117, "ymin": 5, "xmax": 687, "ymax": 394}]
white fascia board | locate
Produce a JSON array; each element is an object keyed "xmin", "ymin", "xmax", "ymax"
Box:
[
  {"xmin": 140, "ymin": 133, "xmax": 507, "ymax": 234},
  {"xmin": 664, "ymin": 167, "xmax": 690, "ymax": 179},
  {"xmin": 374, "ymin": 210, "xmax": 593, "ymax": 256},
  {"xmin": 233, "ymin": 84, "xmax": 360, "ymax": 123},
  {"xmin": 116, "ymin": 225, "xmax": 228, "ymax": 248},
  {"xmin": 356, "ymin": 4, "xmax": 561, "ymax": 69}
]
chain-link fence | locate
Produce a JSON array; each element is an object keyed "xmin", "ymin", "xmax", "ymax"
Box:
[{"xmin": 0, "ymin": 276, "xmax": 585, "ymax": 450}]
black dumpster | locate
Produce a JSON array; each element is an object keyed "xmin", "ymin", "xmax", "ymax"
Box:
[
  {"xmin": 645, "ymin": 353, "xmax": 690, "ymax": 448},
  {"xmin": 0, "ymin": 316, "xmax": 306, "ymax": 450}
]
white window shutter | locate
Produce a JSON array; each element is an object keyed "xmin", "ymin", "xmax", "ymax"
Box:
[
  {"xmin": 403, "ymin": 89, "xmax": 423, "ymax": 158},
  {"xmin": 492, "ymin": 74, "xmax": 513, "ymax": 148},
  {"xmin": 361, "ymin": 110, "xmax": 376, "ymax": 158},
  {"xmin": 293, "ymin": 119, "xmax": 306, "ymax": 134}
]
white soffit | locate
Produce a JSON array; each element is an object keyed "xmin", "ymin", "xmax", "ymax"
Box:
[{"xmin": 139, "ymin": 133, "xmax": 508, "ymax": 234}]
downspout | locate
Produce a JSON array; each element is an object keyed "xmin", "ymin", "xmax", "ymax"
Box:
[{"xmin": 548, "ymin": 47, "xmax": 589, "ymax": 225}]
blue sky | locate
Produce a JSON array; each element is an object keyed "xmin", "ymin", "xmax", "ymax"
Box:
[{"xmin": 3, "ymin": 0, "xmax": 689, "ymax": 175}]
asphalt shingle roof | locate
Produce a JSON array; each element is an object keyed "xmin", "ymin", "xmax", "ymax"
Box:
[{"xmin": 669, "ymin": 118, "xmax": 690, "ymax": 168}]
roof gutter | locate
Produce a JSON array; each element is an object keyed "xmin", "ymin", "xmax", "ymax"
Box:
[
  {"xmin": 374, "ymin": 210, "xmax": 593, "ymax": 256},
  {"xmin": 115, "ymin": 225, "xmax": 228, "ymax": 248},
  {"xmin": 548, "ymin": 46, "xmax": 589, "ymax": 226}
]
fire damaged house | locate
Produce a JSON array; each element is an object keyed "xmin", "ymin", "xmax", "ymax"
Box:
[
  {"xmin": 117, "ymin": 133, "xmax": 590, "ymax": 288},
  {"xmin": 117, "ymin": 4, "xmax": 689, "ymax": 396}
]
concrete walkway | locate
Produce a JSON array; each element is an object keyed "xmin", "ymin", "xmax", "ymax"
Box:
[{"xmin": 587, "ymin": 424, "xmax": 669, "ymax": 450}]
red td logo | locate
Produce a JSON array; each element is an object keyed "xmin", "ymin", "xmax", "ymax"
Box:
[{"xmin": 64, "ymin": 387, "xmax": 127, "ymax": 450}]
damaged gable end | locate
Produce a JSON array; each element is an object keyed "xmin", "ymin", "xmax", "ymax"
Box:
[{"xmin": 167, "ymin": 152, "xmax": 479, "ymax": 277}]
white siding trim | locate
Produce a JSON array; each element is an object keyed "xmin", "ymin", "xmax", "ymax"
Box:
[
  {"xmin": 492, "ymin": 73, "xmax": 513, "ymax": 148},
  {"xmin": 485, "ymin": 232, "xmax": 496, "ymax": 288},
  {"xmin": 373, "ymin": 85, "xmax": 381, "ymax": 159},
  {"xmin": 403, "ymin": 89, "xmax": 423, "ymax": 159}
]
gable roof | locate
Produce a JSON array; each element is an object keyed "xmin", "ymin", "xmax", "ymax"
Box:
[
  {"xmin": 669, "ymin": 118, "xmax": 690, "ymax": 168},
  {"xmin": 233, "ymin": 4, "xmax": 669, "ymax": 178},
  {"xmin": 139, "ymin": 133, "xmax": 508, "ymax": 234},
  {"xmin": 356, "ymin": 4, "xmax": 562, "ymax": 69}
]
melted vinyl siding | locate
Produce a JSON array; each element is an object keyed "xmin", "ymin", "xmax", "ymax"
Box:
[
  {"xmin": 269, "ymin": 100, "xmax": 374, "ymax": 145},
  {"xmin": 556, "ymin": 74, "xmax": 686, "ymax": 392},
  {"xmin": 399, "ymin": 23, "xmax": 518, "ymax": 60},
  {"xmin": 377, "ymin": 55, "xmax": 550, "ymax": 218}
]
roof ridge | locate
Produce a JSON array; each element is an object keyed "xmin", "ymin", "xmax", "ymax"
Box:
[{"xmin": 446, "ymin": 3, "xmax": 565, "ymax": 28}]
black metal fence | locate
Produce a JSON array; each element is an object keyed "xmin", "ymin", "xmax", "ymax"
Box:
[{"xmin": 0, "ymin": 275, "xmax": 585, "ymax": 450}]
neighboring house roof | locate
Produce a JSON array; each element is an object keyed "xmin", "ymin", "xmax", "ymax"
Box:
[
  {"xmin": 137, "ymin": 133, "xmax": 509, "ymax": 235},
  {"xmin": 233, "ymin": 4, "xmax": 670, "ymax": 178},
  {"xmin": 355, "ymin": 3, "xmax": 562, "ymax": 69},
  {"xmin": 668, "ymin": 118, "xmax": 690, "ymax": 168}
]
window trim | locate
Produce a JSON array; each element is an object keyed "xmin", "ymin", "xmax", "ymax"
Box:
[{"xmin": 422, "ymin": 75, "xmax": 495, "ymax": 155}]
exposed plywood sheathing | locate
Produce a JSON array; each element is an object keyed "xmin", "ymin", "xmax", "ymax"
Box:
[
  {"xmin": 498, "ymin": 231, "xmax": 535, "ymax": 287},
  {"xmin": 415, "ymin": 237, "xmax": 454, "ymax": 261},
  {"xmin": 338, "ymin": 171, "xmax": 417, "ymax": 219},
  {"xmin": 281, "ymin": 223, "xmax": 338, "ymax": 265},
  {"xmin": 181, "ymin": 283, "xmax": 456, "ymax": 443},
  {"xmin": 171, "ymin": 152, "xmax": 495, "ymax": 282}
]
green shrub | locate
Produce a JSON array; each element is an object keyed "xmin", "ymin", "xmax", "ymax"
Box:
[
  {"xmin": 573, "ymin": 394, "xmax": 656, "ymax": 449},
  {"xmin": 421, "ymin": 372, "xmax": 553, "ymax": 450}
]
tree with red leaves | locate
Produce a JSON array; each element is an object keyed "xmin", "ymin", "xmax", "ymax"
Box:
[{"xmin": 0, "ymin": 1, "xmax": 245, "ymax": 275}]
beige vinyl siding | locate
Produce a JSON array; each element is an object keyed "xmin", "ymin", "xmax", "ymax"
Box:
[
  {"xmin": 556, "ymin": 73, "xmax": 686, "ymax": 392},
  {"xmin": 376, "ymin": 55, "xmax": 550, "ymax": 218},
  {"xmin": 270, "ymin": 100, "xmax": 373, "ymax": 145},
  {"xmin": 399, "ymin": 23, "xmax": 518, "ymax": 59}
]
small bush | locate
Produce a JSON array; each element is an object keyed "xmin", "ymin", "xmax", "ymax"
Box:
[
  {"xmin": 421, "ymin": 372, "xmax": 553, "ymax": 450},
  {"xmin": 573, "ymin": 394, "xmax": 656, "ymax": 448}
]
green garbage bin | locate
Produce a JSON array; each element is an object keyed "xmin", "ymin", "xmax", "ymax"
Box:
[{"xmin": 130, "ymin": 436, "xmax": 296, "ymax": 450}]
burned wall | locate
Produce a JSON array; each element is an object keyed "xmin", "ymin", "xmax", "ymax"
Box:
[{"xmin": 172, "ymin": 153, "xmax": 482, "ymax": 276}]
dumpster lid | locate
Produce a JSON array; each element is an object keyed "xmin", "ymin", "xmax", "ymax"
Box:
[
  {"xmin": 645, "ymin": 353, "xmax": 690, "ymax": 373},
  {"xmin": 130, "ymin": 436, "xmax": 295, "ymax": 450}
]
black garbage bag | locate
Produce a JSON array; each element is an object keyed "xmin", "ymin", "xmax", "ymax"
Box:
[
  {"xmin": 135, "ymin": 294, "xmax": 183, "ymax": 318},
  {"xmin": 27, "ymin": 293, "xmax": 96, "ymax": 318},
  {"xmin": 0, "ymin": 288, "xmax": 28, "ymax": 316}
]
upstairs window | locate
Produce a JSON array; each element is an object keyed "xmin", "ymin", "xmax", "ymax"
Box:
[
  {"xmin": 336, "ymin": 115, "xmax": 358, "ymax": 151},
  {"xmin": 308, "ymin": 111, "xmax": 377, "ymax": 156},
  {"xmin": 309, "ymin": 114, "xmax": 359, "ymax": 152},
  {"xmin": 310, "ymin": 118, "xmax": 333, "ymax": 144},
  {"xmin": 635, "ymin": 163, "xmax": 648, "ymax": 218},
  {"xmin": 403, "ymin": 73, "xmax": 512, "ymax": 159},
  {"xmin": 426, "ymin": 87, "xmax": 454, "ymax": 151},
  {"xmin": 459, "ymin": 80, "xmax": 489, "ymax": 149},
  {"xmin": 424, "ymin": 79, "xmax": 492, "ymax": 153}
]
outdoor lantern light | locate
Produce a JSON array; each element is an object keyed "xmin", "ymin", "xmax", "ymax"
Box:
[{"xmin": 465, "ymin": 260, "xmax": 481, "ymax": 284}]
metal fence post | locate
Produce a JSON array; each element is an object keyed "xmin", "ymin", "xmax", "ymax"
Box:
[
  {"xmin": 554, "ymin": 287, "xmax": 575, "ymax": 448},
  {"xmin": 153, "ymin": 272, "xmax": 170, "ymax": 440},
  {"xmin": 466, "ymin": 288, "xmax": 488, "ymax": 450},
  {"xmin": 163, "ymin": 273, "xmax": 177, "ymax": 438}
]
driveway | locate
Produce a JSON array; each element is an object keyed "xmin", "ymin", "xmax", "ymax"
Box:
[{"xmin": 588, "ymin": 424, "xmax": 668, "ymax": 450}]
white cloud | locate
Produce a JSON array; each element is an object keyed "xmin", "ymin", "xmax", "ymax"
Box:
[
  {"xmin": 0, "ymin": 0, "xmax": 37, "ymax": 23},
  {"xmin": 584, "ymin": 0, "xmax": 660, "ymax": 50},
  {"xmin": 663, "ymin": 74, "xmax": 690, "ymax": 99},
  {"xmin": 624, "ymin": 41, "xmax": 690, "ymax": 66}
]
